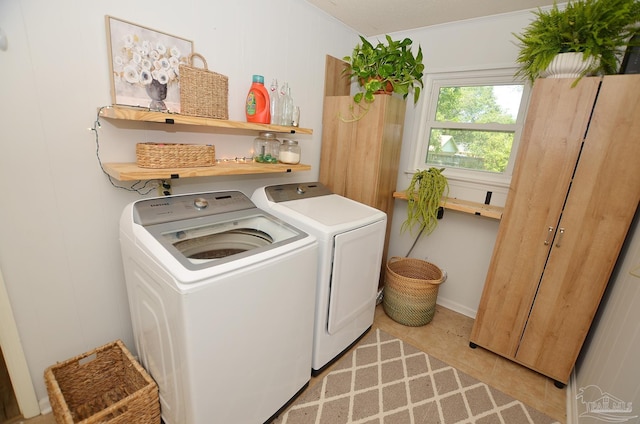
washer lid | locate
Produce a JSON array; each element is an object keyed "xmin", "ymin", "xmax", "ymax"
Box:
[{"xmin": 145, "ymin": 208, "xmax": 308, "ymax": 271}]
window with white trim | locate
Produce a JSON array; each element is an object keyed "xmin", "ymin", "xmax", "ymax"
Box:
[{"xmin": 413, "ymin": 68, "xmax": 531, "ymax": 189}]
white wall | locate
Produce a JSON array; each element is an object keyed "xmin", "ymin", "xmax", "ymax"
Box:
[
  {"xmin": 384, "ymin": 11, "xmax": 537, "ymax": 317},
  {"xmin": 0, "ymin": 0, "xmax": 542, "ymax": 409},
  {"xmin": 0, "ymin": 0, "xmax": 358, "ymax": 406},
  {"xmin": 571, "ymin": 216, "xmax": 640, "ymax": 422}
]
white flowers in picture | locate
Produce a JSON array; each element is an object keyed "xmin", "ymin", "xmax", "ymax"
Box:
[{"xmin": 106, "ymin": 16, "xmax": 193, "ymax": 112}]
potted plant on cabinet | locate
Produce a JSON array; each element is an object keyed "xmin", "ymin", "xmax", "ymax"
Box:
[
  {"xmin": 342, "ymin": 35, "xmax": 425, "ymax": 105},
  {"xmin": 514, "ymin": 0, "xmax": 640, "ymax": 84}
]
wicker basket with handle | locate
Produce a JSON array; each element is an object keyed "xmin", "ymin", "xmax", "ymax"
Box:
[
  {"xmin": 179, "ymin": 52, "xmax": 228, "ymax": 119},
  {"xmin": 383, "ymin": 256, "xmax": 446, "ymax": 326},
  {"xmin": 44, "ymin": 340, "xmax": 160, "ymax": 424}
]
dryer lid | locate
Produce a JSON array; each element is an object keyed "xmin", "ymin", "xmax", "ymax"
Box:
[
  {"xmin": 261, "ymin": 182, "xmax": 385, "ymax": 228},
  {"xmin": 282, "ymin": 195, "xmax": 383, "ymax": 227}
]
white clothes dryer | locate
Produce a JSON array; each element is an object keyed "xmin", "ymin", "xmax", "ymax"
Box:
[
  {"xmin": 252, "ymin": 182, "xmax": 386, "ymax": 374},
  {"xmin": 119, "ymin": 191, "xmax": 317, "ymax": 424}
]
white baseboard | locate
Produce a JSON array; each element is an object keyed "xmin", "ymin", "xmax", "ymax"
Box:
[
  {"xmin": 566, "ymin": 370, "xmax": 578, "ymax": 424},
  {"xmin": 436, "ymin": 297, "xmax": 477, "ymax": 319},
  {"xmin": 39, "ymin": 397, "xmax": 51, "ymax": 415}
]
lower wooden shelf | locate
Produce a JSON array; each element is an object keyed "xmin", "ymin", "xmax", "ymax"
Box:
[
  {"xmin": 393, "ymin": 191, "xmax": 503, "ymax": 220},
  {"xmin": 103, "ymin": 162, "xmax": 311, "ymax": 181}
]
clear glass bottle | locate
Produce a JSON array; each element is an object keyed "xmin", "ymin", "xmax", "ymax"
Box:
[
  {"xmin": 253, "ymin": 132, "xmax": 280, "ymax": 164},
  {"xmin": 269, "ymin": 79, "xmax": 280, "ymax": 125},
  {"xmin": 279, "ymin": 139, "xmax": 301, "ymax": 164},
  {"xmin": 282, "ymin": 84, "xmax": 294, "ymax": 126},
  {"xmin": 292, "ymin": 106, "xmax": 300, "ymax": 127},
  {"xmin": 277, "ymin": 83, "xmax": 287, "ymax": 125}
]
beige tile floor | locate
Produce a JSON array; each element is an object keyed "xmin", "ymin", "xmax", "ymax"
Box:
[
  {"xmin": 369, "ymin": 304, "xmax": 567, "ymax": 423},
  {"xmin": 15, "ymin": 304, "xmax": 566, "ymax": 424}
]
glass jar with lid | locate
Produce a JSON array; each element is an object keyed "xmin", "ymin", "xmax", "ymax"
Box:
[
  {"xmin": 253, "ymin": 132, "xmax": 280, "ymax": 163},
  {"xmin": 279, "ymin": 139, "xmax": 301, "ymax": 164}
]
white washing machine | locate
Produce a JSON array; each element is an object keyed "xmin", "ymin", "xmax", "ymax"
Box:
[
  {"xmin": 119, "ymin": 191, "xmax": 317, "ymax": 424},
  {"xmin": 252, "ymin": 182, "xmax": 386, "ymax": 374}
]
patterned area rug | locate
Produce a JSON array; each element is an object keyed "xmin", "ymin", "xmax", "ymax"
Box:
[{"xmin": 273, "ymin": 329, "xmax": 559, "ymax": 424}]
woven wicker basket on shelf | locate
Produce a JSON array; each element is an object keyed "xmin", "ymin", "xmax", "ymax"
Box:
[
  {"xmin": 179, "ymin": 52, "xmax": 228, "ymax": 119},
  {"xmin": 383, "ymin": 256, "xmax": 446, "ymax": 326},
  {"xmin": 44, "ymin": 340, "xmax": 160, "ymax": 424},
  {"xmin": 136, "ymin": 142, "xmax": 215, "ymax": 168}
]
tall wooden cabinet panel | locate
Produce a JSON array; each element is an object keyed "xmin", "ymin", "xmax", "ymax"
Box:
[
  {"xmin": 470, "ymin": 78, "xmax": 600, "ymax": 359},
  {"xmin": 470, "ymin": 75, "xmax": 640, "ymax": 384},
  {"xmin": 319, "ymin": 95, "xmax": 406, "ymax": 276}
]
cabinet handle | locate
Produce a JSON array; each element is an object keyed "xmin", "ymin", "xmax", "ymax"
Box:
[
  {"xmin": 544, "ymin": 226, "xmax": 554, "ymax": 245},
  {"xmin": 555, "ymin": 228, "xmax": 565, "ymax": 247}
]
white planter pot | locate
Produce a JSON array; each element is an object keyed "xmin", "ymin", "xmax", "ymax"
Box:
[{"xmin": 540, "ymin": 52, "xmax": 597, "ymax": 79}]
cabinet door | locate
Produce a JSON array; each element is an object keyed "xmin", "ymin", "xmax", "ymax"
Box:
[
  {"xmin": 515, "ymin": 75, "xmax": 640, "ymax": 382},
  {"xmin": 470, "ymin": 78, "xmax": 601, "ymax": 357}
]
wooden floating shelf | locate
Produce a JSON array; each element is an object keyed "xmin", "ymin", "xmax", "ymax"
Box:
[
  {"xmin": 393, "ymin": 191, "xmax": 503, "ymax": 220},
  {"xmin": 99, "ymin": 105, "xmax": 313, "ymax": 135},
  {"xmin": 103, "ymin": 162, "xmax": 312, "ymax": 181}
]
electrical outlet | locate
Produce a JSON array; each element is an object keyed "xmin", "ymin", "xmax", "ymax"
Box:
[{"xmin": 158, "ymin": 180, "xmax": 172, "ymax": 196}]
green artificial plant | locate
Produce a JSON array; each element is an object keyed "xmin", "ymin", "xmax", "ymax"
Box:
[
  {"xmin": 401, "ymin": 168, "xmax": 449, "ymax": 237},
  {"xmin": 343, "ymin": 35, "xmax": 425, "ymax": 105},
  {"xmin": 514, "ymin": 0, "xmax": 640, "ymax": 84}
]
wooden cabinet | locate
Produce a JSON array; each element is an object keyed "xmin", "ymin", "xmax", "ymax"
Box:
[
  {"xmin": 470, "ymin": 75, "xmax": 640, "ymax": 385},
  {"xmin": 319, "ymin": 95, "xmax": 406, "ymax": 279}
]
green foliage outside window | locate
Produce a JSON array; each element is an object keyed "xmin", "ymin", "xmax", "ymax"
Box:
[{"xmin": 427, "ymin": 85, "xmax": 522, "ymax": 173}]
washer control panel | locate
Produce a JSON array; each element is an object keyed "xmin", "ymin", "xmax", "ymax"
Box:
[
  {"xmin": 265, "ymin": 182, "xmax": 332, "ymax": 203},
  {"xmin": 133, "ymin": 191, "xmax": 256, "ymax": 226}
]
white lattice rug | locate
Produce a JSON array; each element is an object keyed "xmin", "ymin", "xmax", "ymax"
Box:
[{"xmin": 273, "ymin": 329, "xmax": 560, "ymax": 424}]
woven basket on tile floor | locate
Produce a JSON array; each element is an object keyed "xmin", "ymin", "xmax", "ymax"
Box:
[
  {"xmin": 136, "ymin": 142, "xmax": 215, "ymax": 168},
  {"xmin": 383, "ymin": 256, "xmax": 446, "ymax": 326},
  {"xmin": 179, "ymin": 52, "xmax": 229, "ymax": 119},
  {"xmin": 44, "ymin": 340, "xmax": 160, "ymax": 424}
]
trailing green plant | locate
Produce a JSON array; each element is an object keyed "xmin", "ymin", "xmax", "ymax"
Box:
[
  {"xmin": 343, "ymin": 35, "xmax": 425, "ymax": 105},
  {"xmin": 401, "ymin": 168, "xmax": 449, "ymax": 237},
  {"xmin": 514, "ymin": 0, "xmax": 640, "ymax": 83}
]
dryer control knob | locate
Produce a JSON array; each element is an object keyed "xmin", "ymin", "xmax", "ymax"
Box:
[
  {"xmin": 194, "ymin": 198, "xmax": 209, "ymax": 209},
  {"xmin": 296, "ymin": 186, "xmax": 305, "ymax": 194}
]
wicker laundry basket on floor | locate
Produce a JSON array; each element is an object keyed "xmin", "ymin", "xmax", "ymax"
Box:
[
  {"xmin": 44, "ymin": 340, "xmax": 160, "ymax": 424},
  {"xmin": 383, "ymin": 256, "xmax": 446, "ymax": 326}
]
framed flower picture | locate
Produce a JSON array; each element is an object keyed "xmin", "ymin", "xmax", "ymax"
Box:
[{"xmin": 106, "ymin": 16, "xmax": 193, "ymax": 112}]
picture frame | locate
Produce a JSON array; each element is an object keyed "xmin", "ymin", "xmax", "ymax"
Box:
[{"xmin": 106, "ymin": 16, "xmax": 193, "ymax": 112}]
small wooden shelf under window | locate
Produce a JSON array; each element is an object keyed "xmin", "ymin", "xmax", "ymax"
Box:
[{"xmin": 393, "ymin": 191, "xmax": 504, "ymax": 220}]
